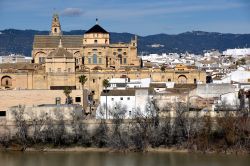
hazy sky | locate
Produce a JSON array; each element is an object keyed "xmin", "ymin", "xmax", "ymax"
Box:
[{"xmin": 0, "ymin": 0, "xmax": 250, "ymax": 35}]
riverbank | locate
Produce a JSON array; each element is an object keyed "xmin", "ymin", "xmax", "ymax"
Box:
[
  {"xmin": 1, "ymin": 145, "xmax": 249, "ymax": 155},
  {"xmin": 1, "ymin": 146, "xmax": 188, "ymax": 153}
]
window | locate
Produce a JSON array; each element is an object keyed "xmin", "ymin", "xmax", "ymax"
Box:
[
  {"xmin": 194, "ymin": 78, "xmax": 197, "ymax": 84},
  {"xmin": 168, "ymin": 79, "xmax": 171, "ymax": 82},
  {"xmin": 113, "ymin": 52, "xmax": 116, "ymax": 55},
  {"xmin": 129, "ymin": 111, "xmax": 132, "ymax": 117},
  {"xmin": 93, "ymin": 79, "xmax": 95, "ymax": 83},
  {"xmin": 88, "ymin": 58, "xmax": 91, "ymax": 64},
  {"xmin": 118, "ymin": 48, "xmax": 122, "ymax": 52},
  {"xmin": 99, "ymin": 58, "xmax": 102, "ymax": 64},
  {"xmin": 57, "ymin": 68, "xmax": 61, "ymax": 72},
  {"xmin": 54, "ymin": 28, "xmax": 57, "ymax": 33},
  {"xmin": 111, "ymin": 98, "xmax": 114, "ymax": 101},
  {"xmin": 120, "ymin": 97, "xmax": 123, "ymax": 100},
  {"xmin": 118, "ymin": 54, "xmax": 122, "ymax": 64},
  {"xmin": 123, "ymin": 58, "xmax": 127, "ymax": 64},
  {"xmin": 99, "ymin": 52, "xmax": 102, "ymax": 55},
  {"xmin": 39, "ymin": 57, "xmax": 45, "ymax": 63},
  {"xmin": 0, "ymin": 111, "xmax": 6, "ymax": 117},
  {"xmin": 123, "ymin": 52, "xmax": 127, "ymax": 55},
  {"xmin": 94, "ymin": 39, "xmax": 97, "ymax": 44},
  {"xmin": 93, "ymin": 54, "xmax": 97, "ymax": 64},
  {"xmin": 75, "ymin": 97, "xmax": 81, "ymax": 102},
  {"xmin": 127, "ymin": 97, "xmax": 130, "ymax": 100}
]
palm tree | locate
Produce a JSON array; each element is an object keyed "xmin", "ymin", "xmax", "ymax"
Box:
[
  {"xmin": 102, "ymin": 79, "xmax": 110, "ymax": 119},
  {"xmin": 63, "ymin": 86, "xmax": 72, "ymax": 104},
  {"xmin": 160, "ymin": 65, "xmax": 166, "ymax": 72},
  {"xmin": 79, "ymin": 75, "xmax": 88, "ymax": 110}
]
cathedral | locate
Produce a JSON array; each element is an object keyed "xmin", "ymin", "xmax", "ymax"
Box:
[
  {"xmin": 32, "ymin": 13, "xmax": 140, "ymax": 70},
  {"xmin": 0, "ymin": 13, "xmax": 206, "ymax": 105}
]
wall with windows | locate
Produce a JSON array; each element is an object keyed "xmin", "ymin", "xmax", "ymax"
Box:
[
  {"xmin": 45, "ymin": 57, "xmax": 75, "ymax": 73},
  {"xmin": 83, "ymin": 33, "xmax": 110, "ymax": 45}
]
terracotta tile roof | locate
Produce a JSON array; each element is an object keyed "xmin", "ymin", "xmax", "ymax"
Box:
[
  {"xmin": 47, "ymin": 47, "xmax": 73, "ymax": 58},
  {"xmin": 150, "ymin": 83, "xmax": 166, "ymax": 88},
  {"xmin": 174, "ymin": 84, "xmax": 197, "ymax": 90},
  {"xmin": 33, "ymin": 35, "xmax": 83, "ymax": 48},
  {"xmin": 101, "ymin": 89, "xmax": 135, "ymax": 96},
  {"xmin": 0, "ymin": 63, "xmax": 41, "ymax": 70}
]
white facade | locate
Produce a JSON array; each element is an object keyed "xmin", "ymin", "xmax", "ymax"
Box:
[
  {"xmin": 108, "ymin": 78, "xmax": 151, "ymax": 89},
  {"xmin": 0, "ymin": 54, "xmax": 32, "ymax": 64},
  {"xmin": 219, "ymin": 70, "xmax": 250, "ymax": 84},
  {"xmin": 223, "ymin": 48, "xmax": 250, "ymax": 57},
  {"xmin": 96, "ymin": 89, "xmax": 150, "ymax": 119}
]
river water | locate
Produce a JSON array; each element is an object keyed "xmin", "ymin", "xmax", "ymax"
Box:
[{"xmin": 0, "ymin": 151, "xmax": 249, "ymax": 166}]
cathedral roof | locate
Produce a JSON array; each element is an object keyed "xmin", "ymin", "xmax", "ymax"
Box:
[
  {"xmin": 47, "ymin": 47, "xmax": 73, "ymax": 58},
  {"xmin": 85, "ymin": 24, "xmax": 109, "ymax": 34},
  {"xmin": 33, "ymin": 35, "xmax": 83, "ymax": 48}
]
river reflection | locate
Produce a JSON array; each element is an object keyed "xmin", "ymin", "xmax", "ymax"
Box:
[{"xmin": 0, "ymin": 151, "xmax": 249, "ymax": 166}]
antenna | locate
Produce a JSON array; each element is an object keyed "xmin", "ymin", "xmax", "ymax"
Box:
[{"xmin": 96, "ymin": 18, "xmax": 98, "ymax": 25}]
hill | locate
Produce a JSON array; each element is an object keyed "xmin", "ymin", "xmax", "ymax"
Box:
[{"xmin": 0, "ymin": 29, "xmax": 250, "ymax": 56}]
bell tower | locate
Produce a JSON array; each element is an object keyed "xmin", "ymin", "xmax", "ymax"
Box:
[{"xmin": 50, "ymin": 13, "xmax": 62, "ymax": 36}]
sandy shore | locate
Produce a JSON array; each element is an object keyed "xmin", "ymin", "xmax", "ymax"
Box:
[
  {"xmin": 25, "ymin": 147, "xmax": 111, "ymax": 152},
  {"xmin": 24, "ymin": 147, "xmax": 189, "ymax": 153}
]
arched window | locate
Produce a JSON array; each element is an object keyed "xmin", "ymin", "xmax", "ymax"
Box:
[
  {"xmin": 94, "ymin": 40, "xmax": 98, "ymax": 44},
  {"xmin": 178, "ymin": 75, "xmax": 187, "ymax": 84},
  {"xmin": 118, "ymin": 54, "xmax": 122, "ymax": 64},
  {"xmin": 1, "ymin": 76, "xmax": 12, "ymax": 87},
  {"xmin": 93, "ymin": 54, "xmax": 97, "ymax": 64},
  {"xmin": 54, "ymin": 28, "xmax": 57, "ymax": 33}
]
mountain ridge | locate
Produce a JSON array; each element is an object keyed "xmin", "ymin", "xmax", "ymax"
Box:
[{"xmin": 0, "ymin": 29, "xmax": 250, "ymax": 56}]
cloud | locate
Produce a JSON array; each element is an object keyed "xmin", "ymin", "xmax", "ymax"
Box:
[
  {"xmin": 84, "ymin": 1, "xmax": 244, "ymax": 19},
  {"xmin": 61, "ymin": 8, "xmax": 84, "ymax": 17}
]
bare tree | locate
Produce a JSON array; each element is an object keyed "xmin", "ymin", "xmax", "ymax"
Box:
[
  {"xmin": 71, "ymin": 111, "xmax": 90, "ymax": 146},
  {"xmin": 12, "ymin": 105, "xmax": 29, "ymax": 148},
  {"xmin": 108, "ymin": 103, "xmax": 130, "ymax": 151}
]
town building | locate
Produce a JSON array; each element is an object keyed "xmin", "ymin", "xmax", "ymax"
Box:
[{"xmin": 0, "ymin": 13, "xmax": 207, "ymax": 116}]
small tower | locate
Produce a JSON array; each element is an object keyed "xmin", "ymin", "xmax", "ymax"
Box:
[
  {"xmin": 50, "ymin": 13, "xmax": 62, "ymax": 36},
  {"xmin": 131, "ymin": 35, "xmax": 137, "ymax": 47}
]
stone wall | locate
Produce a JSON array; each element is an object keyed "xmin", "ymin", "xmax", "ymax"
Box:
[{"xmin": 0, "ymin": 89, "xmax": 82, "ymax": 111}]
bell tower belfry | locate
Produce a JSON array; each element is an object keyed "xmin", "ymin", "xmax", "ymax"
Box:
[{"xmin": 50, "ymin": 13, "xmax": 62, "ymax": 36}]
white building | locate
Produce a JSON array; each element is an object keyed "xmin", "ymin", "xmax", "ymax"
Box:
[
  {"xmin": 108, "ymin": 78, "xmax": 151, "ymax": 89},
  {"xmin": 96, "ymin": 89, "xmax": 150, "ymax": 119},
  {"xmin": 223, "ymin": 48, "xmax": 250, "ymax": 57},
  {"xmin": 0, "ymin": 54, "xmax": 32, "ymax": 64},
  {"xmin": 216, "ymin": 69, "xmax": 250, "ymax": 84}
]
